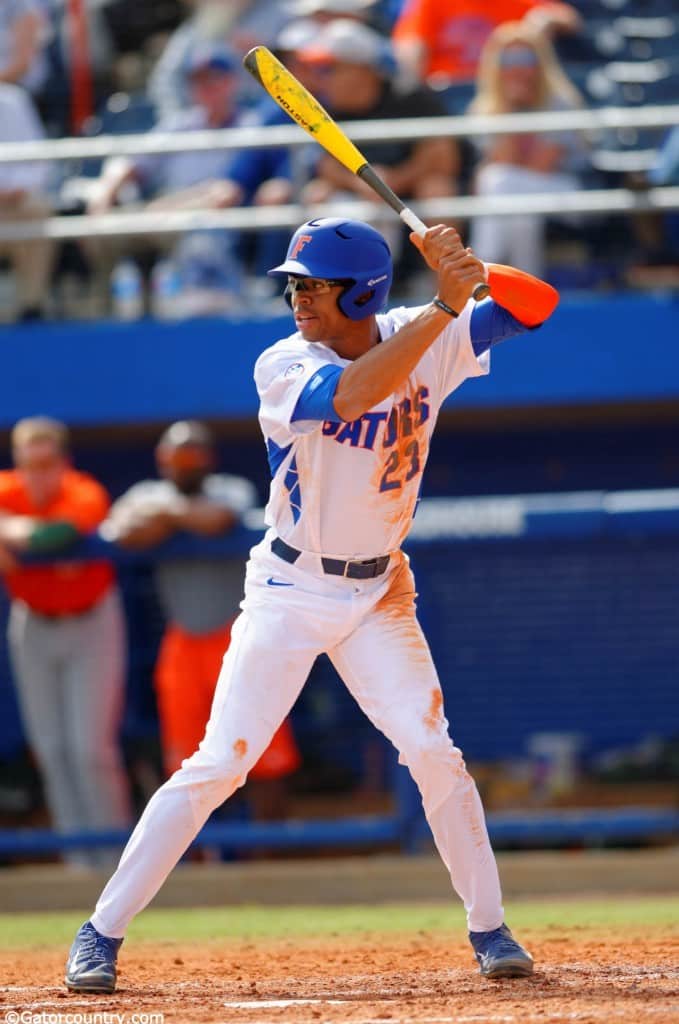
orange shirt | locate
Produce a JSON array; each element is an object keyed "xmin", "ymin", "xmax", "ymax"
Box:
[
  {"xmin": 0, "ymin": 468, "xmax": 115, "ymax": 615},
  {"xmin": 393, "ymin": 0, "xmax": 541, "ymax": 82}
]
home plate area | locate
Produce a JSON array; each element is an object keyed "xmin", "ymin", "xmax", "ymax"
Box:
[{"xmin": 2, "ymin": 932, "xmax": 678, "ymax": 1024}]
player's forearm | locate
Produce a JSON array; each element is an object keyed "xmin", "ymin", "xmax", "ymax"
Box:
[
  {"xmin": 109, "ymin": 518, "xmax": 176, "ymax": 550},
  {"xmin": 171, "ymin": 501, "xmax": 237, "ymax": 536},
  {"xmin": 90, "ymin": 158, "xmax": 138, "ymax": 210},
  {"xmin": 333, "ymin": 302, "xmax": 450, "ymax": 421}
]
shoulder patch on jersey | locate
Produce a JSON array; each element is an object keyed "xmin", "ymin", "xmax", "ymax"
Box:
[{"xmin": 284, "ymin": 362, "xmax": 305, "ymax": 379}]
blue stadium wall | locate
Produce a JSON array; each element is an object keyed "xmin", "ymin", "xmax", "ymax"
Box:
[
  {"xmin": 1, "ymin": 293, "xmax": 678, "ymax": 777},
  {"xmin": 2, "ymin": 292, "xmax": 678, "ymax": 427}
]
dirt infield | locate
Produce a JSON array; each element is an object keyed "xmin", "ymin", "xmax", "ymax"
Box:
[{"xmin": 3, "ymin": 930, "xmax": 678, "ymax": 1024}]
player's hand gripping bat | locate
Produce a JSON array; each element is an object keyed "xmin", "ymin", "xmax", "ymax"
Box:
[{"xmin": 242, "ymin": 45, "xmax": 490, "ymax": 302}]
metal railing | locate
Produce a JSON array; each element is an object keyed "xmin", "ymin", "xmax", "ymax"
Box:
[
  {"xmin": 0, "ymin": 104, "xmax": 676, "ymax": 241},
  {"xmin": 0, "ymin": 103, "xmax": 677, "ymax": 162}
]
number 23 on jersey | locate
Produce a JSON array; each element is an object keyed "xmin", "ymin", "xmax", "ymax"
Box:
[{"xmin": 322, "ymin": 386, "xmax": 430, "ymax": 493}]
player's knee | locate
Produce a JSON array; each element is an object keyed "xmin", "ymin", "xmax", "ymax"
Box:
[
  {"xmin": 189, "ymin": 774, "xmax": 245, "ymax": 817},
  {"xmin": 403, "ymin": 740, "xmax": 473, "ymax": 813},
  {"xmin": 178, "ymin": 741, "xmax": 254, "ymax": 790}
]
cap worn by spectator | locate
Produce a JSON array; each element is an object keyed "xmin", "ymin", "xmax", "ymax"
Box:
[
  {"xmin": 302, "ymin": 19, "xmax": 396, "ymax": 76},
  {"xmin": 275, "ymin": 18, "xmax": 319, "ymax": 54},
  {"xmin": 186, "ymin": 43, "xmax": 239, "ymax": 78}
]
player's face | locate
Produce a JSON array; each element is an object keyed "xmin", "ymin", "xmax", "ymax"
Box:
[
  {"xmin": 156, "ymin": 443, "xmax": 212, "ymax": 494},
  {"xmin": 189, "ymin": 68, "xmax": 237, "ymax": 121},
  {"xmin": 498, "ymin": 44, "xmax": 540, "ymax": 108},
  {"xmin": 288, "ymin": 276, "xmax": 349, "ymax": 343},
  {"xmin": 14, "ymin": 438, "xmax": 68, "ymax": 506}
]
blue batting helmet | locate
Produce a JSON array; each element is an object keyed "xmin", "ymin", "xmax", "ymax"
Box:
[{"xmin": 268, "ymin": 218, "xmax": 393, "ymax": 320}]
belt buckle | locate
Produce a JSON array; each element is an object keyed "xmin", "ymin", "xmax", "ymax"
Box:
[{"xmin": 342, "ymin": 559, "xmax": 352, "ymax": 578}]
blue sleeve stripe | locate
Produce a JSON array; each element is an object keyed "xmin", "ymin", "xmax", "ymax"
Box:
[
  {"xmin": 291, "ymin": 364, "xmax": 345, "ymax": 423},
  {"xmin": 470, "ymin": 299, "xmax": 533, "ymax": 357}
]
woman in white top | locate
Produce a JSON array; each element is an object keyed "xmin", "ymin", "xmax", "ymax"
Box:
[{"xmin": 469, "ymin": 20, "xmax": 588, "ymax": 277}]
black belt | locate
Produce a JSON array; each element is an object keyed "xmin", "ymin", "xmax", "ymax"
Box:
[{"xmin": 271, "ymin": 536, "xmax": 390, "ymax": 580}]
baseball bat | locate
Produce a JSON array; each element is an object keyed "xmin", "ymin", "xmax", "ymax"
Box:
[{"xmin": 242, "ymin": 45, "xmax": 490, "ymax": 301}]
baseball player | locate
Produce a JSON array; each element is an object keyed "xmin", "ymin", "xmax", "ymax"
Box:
[{"xmin": 65, "ymin": 218, "xmax": 558, "ymax": 993}]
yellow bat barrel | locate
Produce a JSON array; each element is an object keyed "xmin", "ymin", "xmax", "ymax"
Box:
[{"xmin": 243, "ymin": 46, "xmax": 366, "ymax": 175}]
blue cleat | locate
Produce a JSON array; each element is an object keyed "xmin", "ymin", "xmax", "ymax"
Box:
[
  {"xmin": 469, "ymin": 923, "xmax": 534, "ymax": 979},
  {"xmin": 65, "ymin": 921, "xmax": 123, "ymax": 994}
]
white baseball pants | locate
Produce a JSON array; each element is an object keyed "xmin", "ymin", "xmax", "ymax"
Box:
[{"xmin": 92, "ymin": 537, "xmax": 504, "ymax": 937}]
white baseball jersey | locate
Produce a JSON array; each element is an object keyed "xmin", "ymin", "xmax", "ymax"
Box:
[{"xmin": 255, "ymin": 302, "xmax": 489, "ymax": 559}]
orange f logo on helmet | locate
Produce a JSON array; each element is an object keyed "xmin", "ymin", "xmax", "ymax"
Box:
[{"xmin": 290, "ymin": 234, "xmax": 313, "ymax": 259}]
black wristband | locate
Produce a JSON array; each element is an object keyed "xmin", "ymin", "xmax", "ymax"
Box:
[{"xmin": 432, "ymin": 297, "xmax": 459, "ymax": 318}]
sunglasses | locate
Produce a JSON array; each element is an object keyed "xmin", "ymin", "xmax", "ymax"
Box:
[
  {"xmin": 286, "ymin": 276, "xmax": 346, "ymax": 294},
  {"xmin": 499, "ymin": 47, "xmax": 539, "ymax": 68}
]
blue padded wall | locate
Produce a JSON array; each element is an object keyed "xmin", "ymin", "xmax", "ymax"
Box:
[{"xmin": 411, "ymin": 534, "xmax": 679, "ymax": 761}]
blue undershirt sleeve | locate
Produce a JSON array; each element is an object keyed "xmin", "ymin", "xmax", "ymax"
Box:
[
  {"xmin": 291, "ymin": 364, "xmax": 345, "ymax": 423},
  {"xmin": 470, "ymin": 299, "xmax": 536, "ymax": 357}
]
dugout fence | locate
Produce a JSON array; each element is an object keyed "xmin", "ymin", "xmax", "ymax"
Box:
[{"xmin": 0, "ymin": 487, "xmax": 678, "ymax": 859}]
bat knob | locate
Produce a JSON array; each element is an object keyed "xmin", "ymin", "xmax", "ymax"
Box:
[{"xmin": 472, "ymin": 282, "xmax": 491, "ymax": 302}]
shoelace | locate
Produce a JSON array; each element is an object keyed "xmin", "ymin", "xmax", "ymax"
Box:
[
  {"xmin": 77, "ymin": 928, "xmax": 118, "ymax": 966},
  {"xmin": 478, "ymin": 928, "xmax": 523, "ymax": 958}
]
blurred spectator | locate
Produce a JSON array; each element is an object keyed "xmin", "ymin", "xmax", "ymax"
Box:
[
  {"xmin": 0, "ymin": 82, "xmax": 55, "ymax": 322},
  {"xmin": 83, "ymin": 42, "xmax": 248, "ymax": 313},
  {"xmin": 87, "ymin": 43, "xmax": 242, "ymax": 217},
  {"xmin": 148, "ymin": 0, "xmax": 291, "ymax": 117},
  {"xmin": 0, "ymin": 417, "xmax": 130, "ymax": 864},
  {"xmin": 300, "ymin": 19, "xmax": 459, "ymax": 278},
  {"xmin": 101, "ymin": 421, "xmax": 301, "ymax": 804},
  {"xmin": 0, "ymin": 0, "xmax": 51, "ymax": 98},
  {"xmin": 626, "ymin": 127, "xmax": 679, "ymax": 285},
  {"xmin": 392, "ymin": 0, "xmax": 581, "ymax": 89},
  {"xmin": 468, "ymin": 21, "xmax": 587, "ymax": 277}
]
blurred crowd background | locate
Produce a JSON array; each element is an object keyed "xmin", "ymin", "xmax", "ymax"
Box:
[
  {"xmin": 0, "ymin": 0, "xmax": 677, "ymax": 865},
  {"xmin": 0, "ymin": 0, "xmax": 676, "ymax": 321}
]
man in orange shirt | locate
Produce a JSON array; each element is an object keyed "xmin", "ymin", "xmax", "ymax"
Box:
[
  {"xmin": 0, "ymin": 416, "xmax": 130, "ymax": 863},
  {"xmin": 392, "ymin": 0, "xmax": 580, "ymax": 87}
]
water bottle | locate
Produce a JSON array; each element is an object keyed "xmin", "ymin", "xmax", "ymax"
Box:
[
  {"xmin": 110, "ymin": 259, "xmax": 144, "ymax": 321},
  {"xmin": 150, "ymin": 259, "xmax": 183, "ymax": 320}
]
